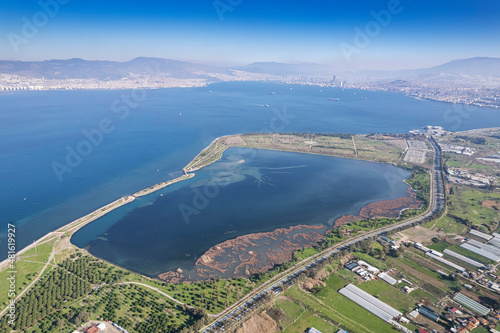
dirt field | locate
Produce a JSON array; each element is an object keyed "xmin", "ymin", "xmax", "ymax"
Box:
[
  {"xmin": 390, "ymin": 258, "xmax": 448, "ymax": 290},
  {"xmin": 235, "ymin": 311, "xmax": 278, "ymax": 333},
  {"xmin": 482, "ymin": 200, "xmax": 500, "ymax": 211},
  {"xmin": 397, "ymin": 226, "xmax": 448, "ymax": 245}
]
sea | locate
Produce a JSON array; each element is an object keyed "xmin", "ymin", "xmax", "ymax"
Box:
[{"xmin": 1, "ymin": 81, "xmax": 499, "ymax": 265}]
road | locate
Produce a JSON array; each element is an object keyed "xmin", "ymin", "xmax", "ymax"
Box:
[{"xmin": 200, "ymin": 136, "xmax": 445, "ymax": 332}]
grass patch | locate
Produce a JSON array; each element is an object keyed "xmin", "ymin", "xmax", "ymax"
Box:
[
  {"xmin": 445, "ymin": 186, "xmax": 500, "ymax": 233},
  {"xmin": 409, "ymin": 288, "xmax": 439, "ymax": 304},
  {"xmin": 294, "ymin": 247, "xmax": 320, "ymax": 261},
  {"xmin": 0, "ymin": 260, "xmax": 46, "ymax": 307},
  {"xmin": 358, "ymin": 279, "xmax": 416, "ymax": 314},
  {"xmin": 271, "ymin": 299, "xmax": 305, "ymax": 328},
  {"xmin": 282, "ymin": 310, "xmax": 336, "ymax": 333}
]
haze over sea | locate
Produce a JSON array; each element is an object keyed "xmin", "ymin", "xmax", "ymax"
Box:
[{"xmin": 1, "ymin": 81, "xmax": 500, "ymax": 260}]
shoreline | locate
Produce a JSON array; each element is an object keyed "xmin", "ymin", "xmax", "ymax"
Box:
[
  {"xmin": 1, "ymin": 81, "xmax": 497, "ymax": 110},
  {"xmin": 0, "ymin": 132, "xmax": 410, "ymax": 270},
  {"xmin": 0, "ymin": 132, "xmax": 423, "ymax": 274},
  {"xmin": 0, "ymin": 173, "xmax": 195, "ymax": 271},
  {"xmin": 157, "ymin": 185, "xmax": 423, "ymax": 283}
]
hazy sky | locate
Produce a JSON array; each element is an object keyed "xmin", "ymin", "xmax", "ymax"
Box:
[{"xmin": 1, "ymin": 0, "xmax": 499, "ymax": 70}]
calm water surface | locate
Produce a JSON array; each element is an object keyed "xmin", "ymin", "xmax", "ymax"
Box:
[
  {"xmin": 1, "ymin": 81, "xmax": 499, "ymax": 257},
  {"xmin": 72, "ymin": 148, "xmax": 412, "ymax": 276}
]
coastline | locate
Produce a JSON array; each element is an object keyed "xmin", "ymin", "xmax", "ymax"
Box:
[
  {"xmin": 156, "ymin": 185, "xmax": 423, "ymax": 283},
  {"xmin": 0, "ymin": 173, "xmax": 195, "ymax": 271},
  {"xmin": 0, "ymin": 132, "xmax": 421, "ymax": 276}
]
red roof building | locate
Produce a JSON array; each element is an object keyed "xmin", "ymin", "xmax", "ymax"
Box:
[
  {"xmin": 469, "ymin": 317, "xmax": 479, "ymax": 326},
  {"xmin": 86, "ymin": 326, "xmax": 100, "ymax": 333}
]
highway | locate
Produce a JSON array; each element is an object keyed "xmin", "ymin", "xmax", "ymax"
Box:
[{"xmin": 200, "ymin": 136, "xmax": 445, "ymax": 332}]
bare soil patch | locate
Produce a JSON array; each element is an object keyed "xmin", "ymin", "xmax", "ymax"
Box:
[
  {"xmin": 397, "ymin": 226, "xmax": 448, "ymax": 245},
  {"xmin": 235, "ymin": 311, "xmax": 278, "ymax": 333},
  {"xmin": 482, "ymin": 200, "xmax": 500, "ymax": 211}
]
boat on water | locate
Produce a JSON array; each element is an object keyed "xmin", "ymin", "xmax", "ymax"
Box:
[
  {"xmin": 266, "ymin": 92, "xmax": 276, "ymax": 95},
  {"xmin": 328, "ymin": 98, "xmax": 340, "ymax": 101},
  {"xmin": 264, "ymin": 104, "xmax": 269, "ymax": 107}
]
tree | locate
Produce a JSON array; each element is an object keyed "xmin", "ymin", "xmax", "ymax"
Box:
[
  {"xmin": 74, "ymin": 311, "xmax": 90, "ymax": 325},
  {"xmin": 56, "ymin": 318, "xmax": 65, "ymax": 328}
]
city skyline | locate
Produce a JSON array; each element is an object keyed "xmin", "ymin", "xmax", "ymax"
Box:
[{"xmin": 1, "ymin": 0, "xmax": 499, "ymax": 70}]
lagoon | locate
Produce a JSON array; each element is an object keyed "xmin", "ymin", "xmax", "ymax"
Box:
[{"xmin": 72, "ymin": 148, "xmax": 411, "ymax": 277}]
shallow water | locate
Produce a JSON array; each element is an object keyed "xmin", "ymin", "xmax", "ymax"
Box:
[{"xmin": 72, "ymin": 148, "xmax": 412, "ymax": 277}]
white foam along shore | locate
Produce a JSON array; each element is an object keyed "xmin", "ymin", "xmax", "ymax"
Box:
[{"xmin": 0, "ymin": 173, "xmax": 195, "ymax": 271}]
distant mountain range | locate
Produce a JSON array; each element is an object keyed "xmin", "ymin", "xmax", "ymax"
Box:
[
  {"xmin": 0, "ymin": 57, "xmax": 230, "ymax": 80},
  {"xmin": 0, "ymin": 57, "xmax": 498, "ymax": 80},
  {"xmin": 357, "ymin": 57, "xmax": 500, "ymax": 79}
]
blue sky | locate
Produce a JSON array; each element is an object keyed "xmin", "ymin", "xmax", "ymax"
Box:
[{"xmin": 0, "ymin": 0, "xmax": 499, "ymax": 70}]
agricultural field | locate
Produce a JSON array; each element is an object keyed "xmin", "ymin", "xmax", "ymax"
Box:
[
  {"xmin": 357, "ymin": 279, "xmax": 416, "ymax": 313},
  {"xmin": 284, "ymin": 281, "xmax": 400, "ymax": 333},
  {"xmin": 0, "ymin": 238, "xmax": 57, "ymax": 308},
  {"xmin": 0, "ymin": 248, "xmax": 249, "ymax": 333},
  {"xmin": 424, "ymin": 185, "xmax": 500, "ymax": 234}
]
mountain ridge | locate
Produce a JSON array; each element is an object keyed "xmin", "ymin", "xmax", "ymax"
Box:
[{"xmin": 0, "ymin": 56, "xmax": 498, "ymax": 80}]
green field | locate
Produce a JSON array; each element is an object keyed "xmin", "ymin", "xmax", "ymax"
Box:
[
  {"xmin": 283, "ymin": 310, "xmax": 336, "ymax": 333},
  {"xmin": 358, "ymin": 279, "xmax": 416, "ymax": 314},
  {"xmin": 271, "ymin": 298, "xmax": 304, "ymax": 328},
  {"xmin": 282, "ymin": 275, "xmax": 400, "ymax": 333},
  {"xmin": 0, "ymin": 261, "xmax": 47, "ymax": 308},
  {"xmin": 0, "ymin": 239, "xmax": 56, "ymax": 308},
  {"xmin": 293, "ymin": 247, "xmax": 321, "ymax": 261},
  {"xmin": 445, "ymin": 187, "xmax": 500, "ymax": 232}
]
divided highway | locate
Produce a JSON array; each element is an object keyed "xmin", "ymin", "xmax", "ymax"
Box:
[{"xmin": 201, "ymin": 136, "xmax": 445, "ymax": 332}]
